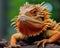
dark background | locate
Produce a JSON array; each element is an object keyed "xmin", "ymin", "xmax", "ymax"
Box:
[{"xmin": 0, "ymin": 0, "xmax": 60, "ymax": 40}]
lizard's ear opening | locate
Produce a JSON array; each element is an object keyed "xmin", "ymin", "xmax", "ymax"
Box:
[{"xmin": 40, "ymin": 17, "xmax": 44, "ymax": 21}]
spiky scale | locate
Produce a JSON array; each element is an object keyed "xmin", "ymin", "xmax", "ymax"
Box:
[
  {"xmin": 12, "ymin": 25, "xmax": 16, "ymax": 28},
  {"xmin": 40, "ymin": 1, "xmax": 45, "ymax": 6},
  {"xmin": 11, "ymin": 16, "xmax": 17, "ymax": 22},
  {"xmin": 11, "ymin": 22, "xmax": 15, "ymax": 26}
]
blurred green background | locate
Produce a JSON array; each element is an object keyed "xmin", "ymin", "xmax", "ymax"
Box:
[{"xmin": 0, "ymin": 0, "xmax": 60, "ymax": 40}]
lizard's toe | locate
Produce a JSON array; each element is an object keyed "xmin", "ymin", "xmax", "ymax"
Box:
[{"xmin": 34, "ymin": 39, "xmax": 48, "ymax": 48}]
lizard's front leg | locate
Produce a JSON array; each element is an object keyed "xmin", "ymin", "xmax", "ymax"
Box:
[
  {"xmin": 9, "ymin": 33, "xmax": 25, "ymax": 48},
  {"xmin": 34, "ymin": 30, "xmax": 60, "ymax": 48}
]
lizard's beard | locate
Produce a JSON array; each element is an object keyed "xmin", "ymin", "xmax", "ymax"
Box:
[{"xmin": 17, "ymin": 20, "xmax": 48, "ymax": 37}]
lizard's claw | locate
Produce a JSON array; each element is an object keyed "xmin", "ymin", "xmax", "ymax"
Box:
[
  {"xmin": 8, "ymin": 44, "xmax": 21, "ymax": 48},
  {"xmin": 34, "ymin": 39, "xmax": 48, "ymax": 48}
]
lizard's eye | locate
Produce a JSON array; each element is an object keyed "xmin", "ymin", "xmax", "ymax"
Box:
[
  {"xmin": 33, "ymin": 11, "xmax": 37, "ymax": 16},
  {"xmin": 30, "ymin": 8, "xmax": 37, "ymax": 16}
]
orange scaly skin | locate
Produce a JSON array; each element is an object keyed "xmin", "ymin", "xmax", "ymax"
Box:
[{"xmin": 10, "ymin": 2, "xmax": 60, "ymax": 48}]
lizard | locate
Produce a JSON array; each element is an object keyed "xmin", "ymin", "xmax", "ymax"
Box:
[{"xmin": 10, "ymin": 2, "xmax": 60, "ymax": 48}]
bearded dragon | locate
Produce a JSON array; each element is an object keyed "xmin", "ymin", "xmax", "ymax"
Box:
[{"xmin": 10, "ymin": 2, "xmax": 60, "ymax": 48}]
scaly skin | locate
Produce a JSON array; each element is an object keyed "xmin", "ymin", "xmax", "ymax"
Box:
[{"xmin": 10, "ymin": 2, "xmax": 60, "ymax": 48}]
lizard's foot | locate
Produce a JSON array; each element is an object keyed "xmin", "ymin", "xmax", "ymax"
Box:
[
  {"xmin": 8, "ymin": 44, "xmax": 21, "ymax": 48},
  {"xmin": 34, "ymin": 39, "xmax": 48, "ymax": 48}
]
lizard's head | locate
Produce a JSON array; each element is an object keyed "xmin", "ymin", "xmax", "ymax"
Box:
[
  {"xmin": 19, "ymin": 2, "xmax": 51, "ymax": 23},
  {"xmin": 11, "ymin": 2, "xmax": 51, "ymax": 36}
]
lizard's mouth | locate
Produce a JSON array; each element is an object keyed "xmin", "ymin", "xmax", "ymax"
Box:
[
  {"xmin": 18, "ymin": 15, "xmax": 42, "ymax": 24},
  {"xmin": 16, "ymin": 16, "xmax": 49, "ymax": 36}
]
